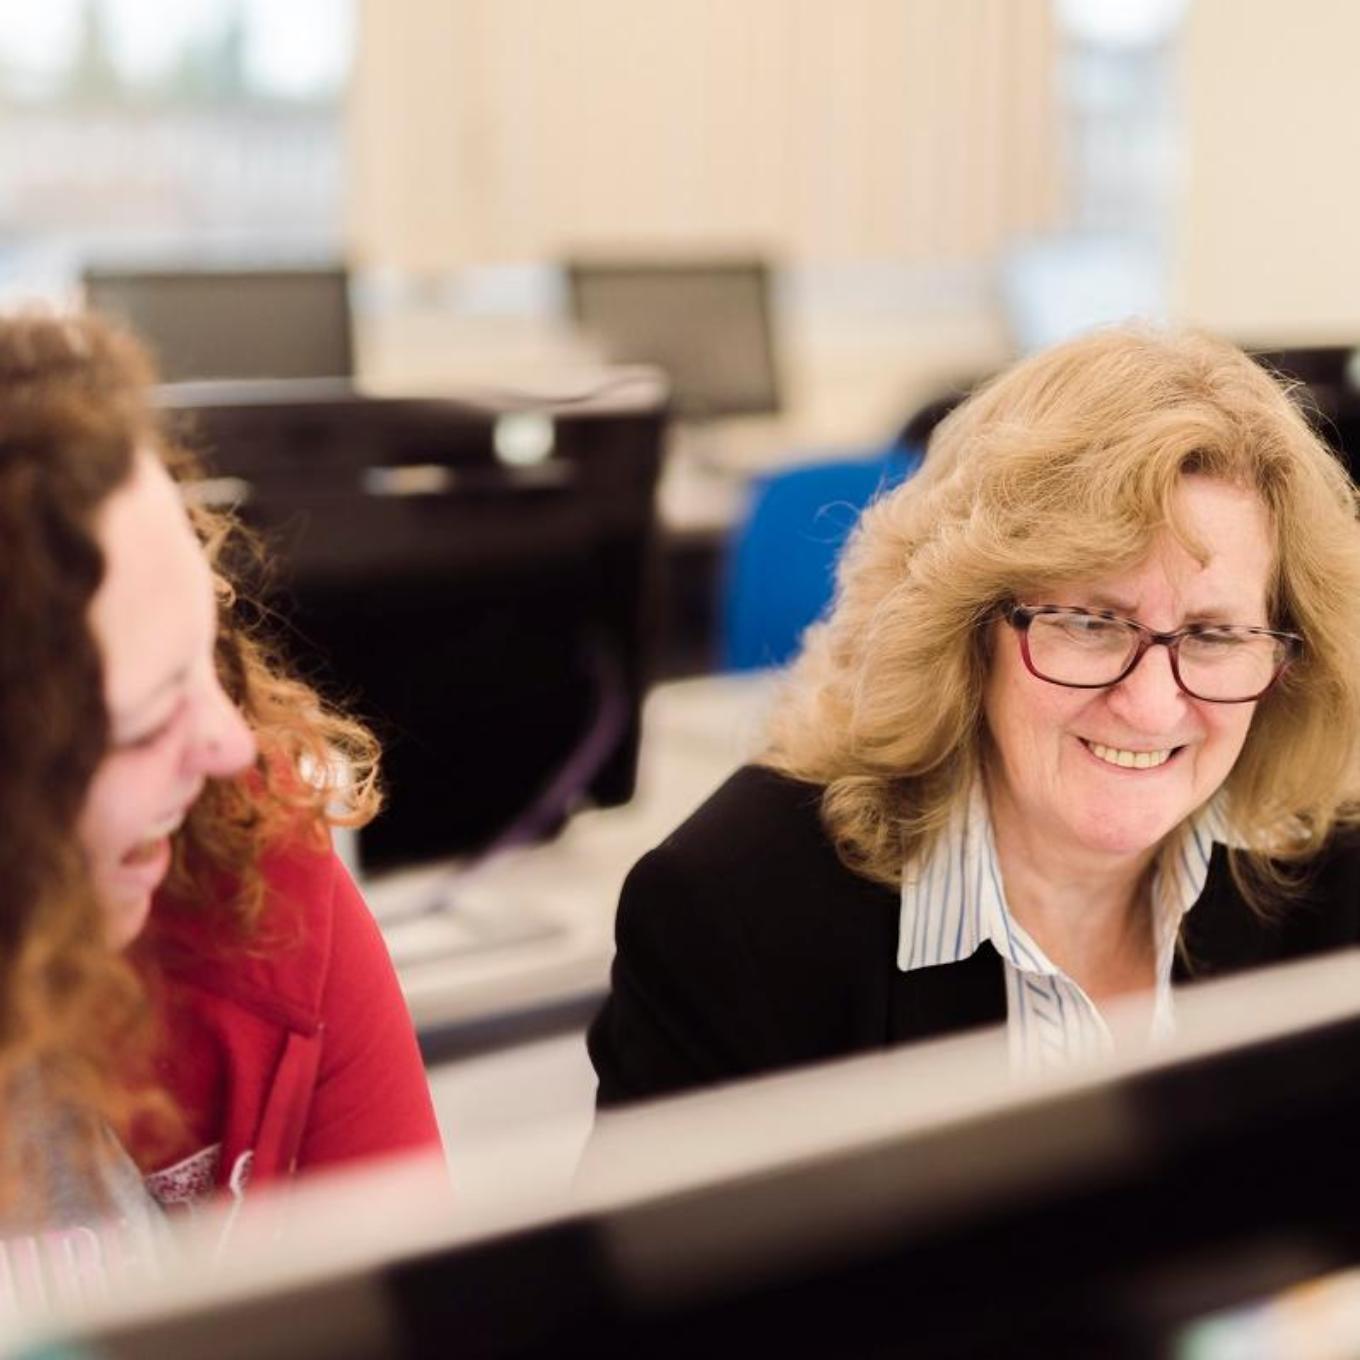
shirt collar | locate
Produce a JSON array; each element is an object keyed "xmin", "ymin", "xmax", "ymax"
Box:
[{"xmin": 898, "ymin": 778, "xmax": 1236, "ymax": 976}]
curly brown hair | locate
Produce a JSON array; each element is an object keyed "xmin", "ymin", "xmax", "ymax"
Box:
[{"xmin": 0, "ymin": 309, "xmax": 380, "ymax": 1211}]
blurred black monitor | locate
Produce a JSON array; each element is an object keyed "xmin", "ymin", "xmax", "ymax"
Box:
[
  {"xmin": 159, "ymin": 374, "xmax": 666, "ymax": 872},
  {"xmin": 84, "ymin": 265, "xmax": 354, "ymax": 382},
  {"xmin": 63, "ymin": 954, "xmax": 1360, "ymax": 1358},
  {"xmin": 1250, "ymin": 343, "xmax": 1359, "ymax": 392},
  {"xmin": 387, "ymin": 963, "xmax": 1360, "ymax": 1358},
  {"xmin": 1250, "ymin": 343, "xmax": 1360, "ymax": 479},
  {"xmin": 567, "ymin": 258, "xmax": 780, "ymax": 420}
]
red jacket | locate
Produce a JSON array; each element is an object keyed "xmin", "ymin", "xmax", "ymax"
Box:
[{"xmin": 133, "ymin": 846, "xmax": 441, "ymax": 1208}]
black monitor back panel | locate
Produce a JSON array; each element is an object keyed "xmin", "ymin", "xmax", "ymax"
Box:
[
  {"xmin": 75, "ymin": 967, "xmax": 1360, "ymax": 1358},
  {"xmin": 385, "ymin": 1009, "xmax": 1360, "ymax": 1358},
  {"xmin": 1251, "ymin": 343, "xmax": 1360, "ymax": 479},
  {"xmin": 162, "ymin": 381, "xmax": 666, "ymax": 871},
  {"xmin": 85, "ymin": 266, "xmax": 354, "ymax": 382}
]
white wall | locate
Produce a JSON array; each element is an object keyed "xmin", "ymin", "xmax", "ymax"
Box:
[
  {"xmin": 348, "ymin": 0, "xmax": 1059, "ymax": 272},
  {"xmin": 346, "ymin": 1, "xmax": 1059, "ymax": 447},
  {"xmin": 1174, "ymin": 0, "xmax": 1360, "ymax": 342}
]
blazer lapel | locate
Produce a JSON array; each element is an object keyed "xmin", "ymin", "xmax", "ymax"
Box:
[
  {"xmin": 1174, "ymin": 847, "xmax": 1277, "ymax": 982},
  {"xmin": 888, "ymin": 943, "xmax": 1008, "ymax": 1044}
]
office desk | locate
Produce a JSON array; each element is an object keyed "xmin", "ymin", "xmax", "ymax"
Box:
[{"xmin": 368, "ymin": 671, "xmax": 780, "ymax": 1052}]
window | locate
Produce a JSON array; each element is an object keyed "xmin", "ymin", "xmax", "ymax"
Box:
[
  {"xmin": 1000, "ymin": 0, "xmax": 1187, "ymax": 350},
  {"xmin": 0, "ymin": 0, "xmax": 355, "ymax": 301}
]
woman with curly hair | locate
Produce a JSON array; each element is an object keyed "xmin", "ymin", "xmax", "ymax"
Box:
[
  {"xmin": 0, "ymin": 311, "xmax": 439, "ymax": 1256},
  {"xmin": 590, "ymin": 326, "xmax": 1360, "ymax": 1106}
]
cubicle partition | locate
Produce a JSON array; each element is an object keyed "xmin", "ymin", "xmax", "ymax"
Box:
[{"xmin": 159, "ymin": 372, "xmax": 669, "ymax": 873}]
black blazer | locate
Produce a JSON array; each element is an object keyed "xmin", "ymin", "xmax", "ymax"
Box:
[{"xmin": 588, "ymin": 765, "xmax": 1360, "ymax": 1108}]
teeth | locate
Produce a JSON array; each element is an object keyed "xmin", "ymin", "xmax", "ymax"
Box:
[{"xmin": 1087, "ymin": 742, "xmax": 1174, "ymax": 770}]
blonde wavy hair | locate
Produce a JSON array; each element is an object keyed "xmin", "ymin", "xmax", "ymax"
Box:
[
  {"xmin": 0, "ymin": 309, "xmax": 380, "ymax": 1212},
  {"xmin": 764, "ymin": 326, "xmax": 1360, "ymax": 898}
]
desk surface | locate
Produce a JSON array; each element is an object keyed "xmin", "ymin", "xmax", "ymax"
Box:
[{"xmin": 367, "ymin": 671, "xmax": 781, "ymax": 1034}]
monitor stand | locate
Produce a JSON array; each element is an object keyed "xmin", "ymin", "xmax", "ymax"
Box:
[{"xmin": 367, "ymin": 644, "xmax": 629, "ymax": 965}]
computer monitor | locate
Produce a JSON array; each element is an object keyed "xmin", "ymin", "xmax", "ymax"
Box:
[
  {"xmin": 158, "ymin": 372, "xmax": 667, "ymax": 872},
  {"xmin": 1250, "ymin": 343, "xmax": 1359, "ymax": 392},
  {"xmin": 1250, "ymin": 344, "xmax": 1360, "ymax": 479},
  {"xmin": 36, "ymin": 950, "xmax": 1360, "ymax": 1357},
  {"xmin": 84, "ymin": 265, "xmax": 354, "ymax": 382},
  {"xmin": 567, "ymin": 258, "xmax": 780, "ymax": 420}
]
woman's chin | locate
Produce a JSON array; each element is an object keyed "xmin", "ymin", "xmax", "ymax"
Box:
[
  {"xmin": 96, "ymin": 839, "xmax": 170, "ymax": 948},
  {"xmin": 104, "ymin": 891, "xmax": 154, "ymax": 951},
  {"xmin": 1067, "ymin": 808, "xmax": 1179, "ymax": 862},
  {"xmin": 1064, "ymin": 760, "xmax": 1197, "ymax": 859}
]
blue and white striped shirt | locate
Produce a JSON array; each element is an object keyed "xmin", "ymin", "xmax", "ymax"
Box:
[{"xmin": 897, "ymin": 778, "xmax": 1231, "ymax": 1071}]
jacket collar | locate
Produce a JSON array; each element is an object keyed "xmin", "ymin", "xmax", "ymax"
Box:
[
  {"xmin": 891, "ymin": 780, "xmax": 1240, "ymax": 1045},
  {"xmin": 898, "ymin": 778, "xmax": 1232, "ymax": 979}
]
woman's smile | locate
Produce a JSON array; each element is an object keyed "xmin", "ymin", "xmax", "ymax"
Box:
[{"xmin": 1078, "ymin": 739, "xmax": 1183, "ymax": 771}]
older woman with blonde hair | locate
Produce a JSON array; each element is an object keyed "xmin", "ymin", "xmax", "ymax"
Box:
[{"xmin": 589, "ymin": 326, "xmax": 1360, "ymax": 1105}]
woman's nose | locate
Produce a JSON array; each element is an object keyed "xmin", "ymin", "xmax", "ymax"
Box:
[
  {"xmin": 1105, "ymin": 641, "xmax": 1188, "ymax": 731},
  {"xmin": 187, "ymin": 678, "xmax": 257, "ymax": 779}
]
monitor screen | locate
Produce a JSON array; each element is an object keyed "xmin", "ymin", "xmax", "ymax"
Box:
[
  {"xmin": 84, "ymin": 266, "xmax": 354, "ymax": 382},
  {"xmin": 567, "ymin": 259, "xmax": 779, "ymax": 420}
]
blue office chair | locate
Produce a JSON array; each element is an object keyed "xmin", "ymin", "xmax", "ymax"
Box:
[{"xmin": 720, "ymin": 443, "xmax": 923, "ymax": 671}]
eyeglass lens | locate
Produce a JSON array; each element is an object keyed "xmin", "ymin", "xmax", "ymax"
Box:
[{"xmin": 1024, "ymin": 612, "xmax": 1286, "ymax": 701}]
